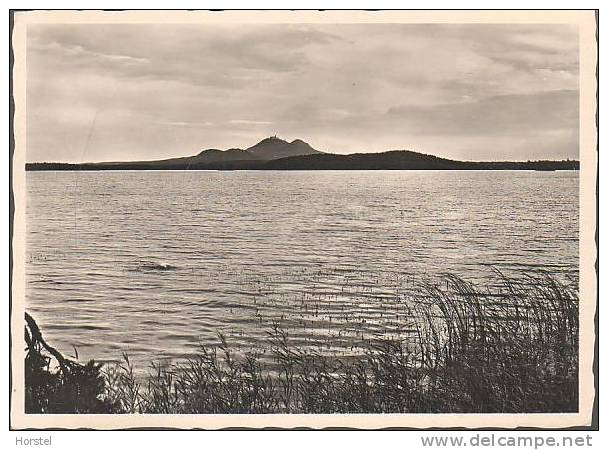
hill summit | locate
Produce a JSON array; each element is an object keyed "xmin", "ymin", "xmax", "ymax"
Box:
[
  {"xmin": 245, "ymin": 136, "xmax": 322, "ymax": 160},
  {"xmin": 190, "ymin": 136, "xmax": 321, "ymax": 164}
]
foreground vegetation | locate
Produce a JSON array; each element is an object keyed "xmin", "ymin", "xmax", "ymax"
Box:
[{"xmin": 25, "ymin": 271, "xmax": 578, "ymax": 414}]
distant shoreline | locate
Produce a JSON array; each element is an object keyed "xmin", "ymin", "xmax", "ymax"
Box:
[
  {"xmin": 26, "ymin": 137, "xmax": 580, "ymax": 172},
  {"xmin": 25, "ymin": 150, "xmax": 579, "ymax": 172},
  {"xmin": 25, "ymin": 166, "xmax": 581, "ymax": 172}
]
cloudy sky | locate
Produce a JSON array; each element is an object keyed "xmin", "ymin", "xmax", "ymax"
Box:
[{"xmin": 26, "ymin": 23, "xmax": 579, "ymax": 162}]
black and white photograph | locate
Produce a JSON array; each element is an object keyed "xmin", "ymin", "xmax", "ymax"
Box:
[{"xmin": 9, "ymin": 9, "xmax": 598, "ymax": 430}]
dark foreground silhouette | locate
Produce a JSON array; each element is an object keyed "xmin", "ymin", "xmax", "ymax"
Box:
[{"xmin": 25, "ymin": 270, "xmax": 578, "ymax": 414}]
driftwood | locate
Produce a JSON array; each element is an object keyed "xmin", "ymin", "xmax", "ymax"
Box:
[
  {"xmin": 24, "ymin": 312, "xmax": 120, "ymax": 413},
  {"xmin": 25, "ymin": 312, "xmax": 74, "ymax": 377}
]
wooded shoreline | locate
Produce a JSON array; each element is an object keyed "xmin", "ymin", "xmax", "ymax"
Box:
[{"xmin": 26, "ymin": 151, "xmax": 579, "ymax": 172}]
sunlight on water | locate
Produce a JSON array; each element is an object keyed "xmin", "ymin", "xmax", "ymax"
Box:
[{"xmin": 25, "ymin": 170, "xmax": 579, "ymax": 369}]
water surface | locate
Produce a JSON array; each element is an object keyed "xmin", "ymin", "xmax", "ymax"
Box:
[{"xmin": 26, "ymin": 170, "xmax": 579, "ymax": 367}]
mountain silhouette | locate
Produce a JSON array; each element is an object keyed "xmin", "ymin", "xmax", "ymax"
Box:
[
  {"xmin": 144, "ymin": 148, "xmax": 259, "ymax": 167},
  {"xmin": 132, "ymin": 137, "xmax": 323, "ymax": 167},
  {"xmin": 25, "ymin": 137, "xmax": 579, "ymax": 172},
  {"xmin": 245, "ymin": 137, "xmax": 322, "ymax": 160}
]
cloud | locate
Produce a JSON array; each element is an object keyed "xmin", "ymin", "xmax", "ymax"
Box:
[
  {"xmin": 27, "ymin": 24, "xmax": 338, "ymax": 86},
  {"xmin": 155, "ymin": 120, "xmax": 214, "ymax": 128},
  {"xmin": 386, "ymin": 90, "xmax": 578, "ymax": 136},
  {"xmin": 25, "ymin": 23, "xmax": 579, "ymax": 162},
  {"xmin": 228, "ymin": 119, "xmax": 274, "ymax": 125}
]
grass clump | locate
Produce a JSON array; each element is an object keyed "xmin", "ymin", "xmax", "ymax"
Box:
[{"xmin": 25, "ymin": 270, "xmax": 579, "ymax": 414}]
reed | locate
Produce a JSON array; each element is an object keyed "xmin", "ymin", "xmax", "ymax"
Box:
[{"xmin": 24, "ymin": 270, "xmax": 579, "ymax": 414}]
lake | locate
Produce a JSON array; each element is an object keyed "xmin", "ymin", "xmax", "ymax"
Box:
[{"xmin": 25, "ymin": 170, "xmax": 579, "ymax": 369}]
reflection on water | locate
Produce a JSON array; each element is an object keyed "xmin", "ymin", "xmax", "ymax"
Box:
[{"xmin": 26, "ymin": 170, "xmax": 579, "ymax": 368}]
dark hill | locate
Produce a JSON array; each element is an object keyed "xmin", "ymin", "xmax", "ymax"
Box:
[
  {"xmin": 60, "ymin": 137, "xmax": 323, "ymax": 169},
  {"xmin": 25, "ymin": 138, "xmax": 579, "ymax": 172},
  {"xmin": 193, "ymin": 148, "xmax": 259, "ymax": 163},
  {"xmin": 126, "ymin": 148, "xmax": 260, "ymax": 167},
  {"xmin": 263, "ymin": 150, "xmax": 468, "ymax": 170},
  {"xmin": 245, "ymin": 136, "xmax": 322, "ymax": 160},
  {"xmin": 262, "ymin": 151, "xmax": 579, "ymax": 171}
]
